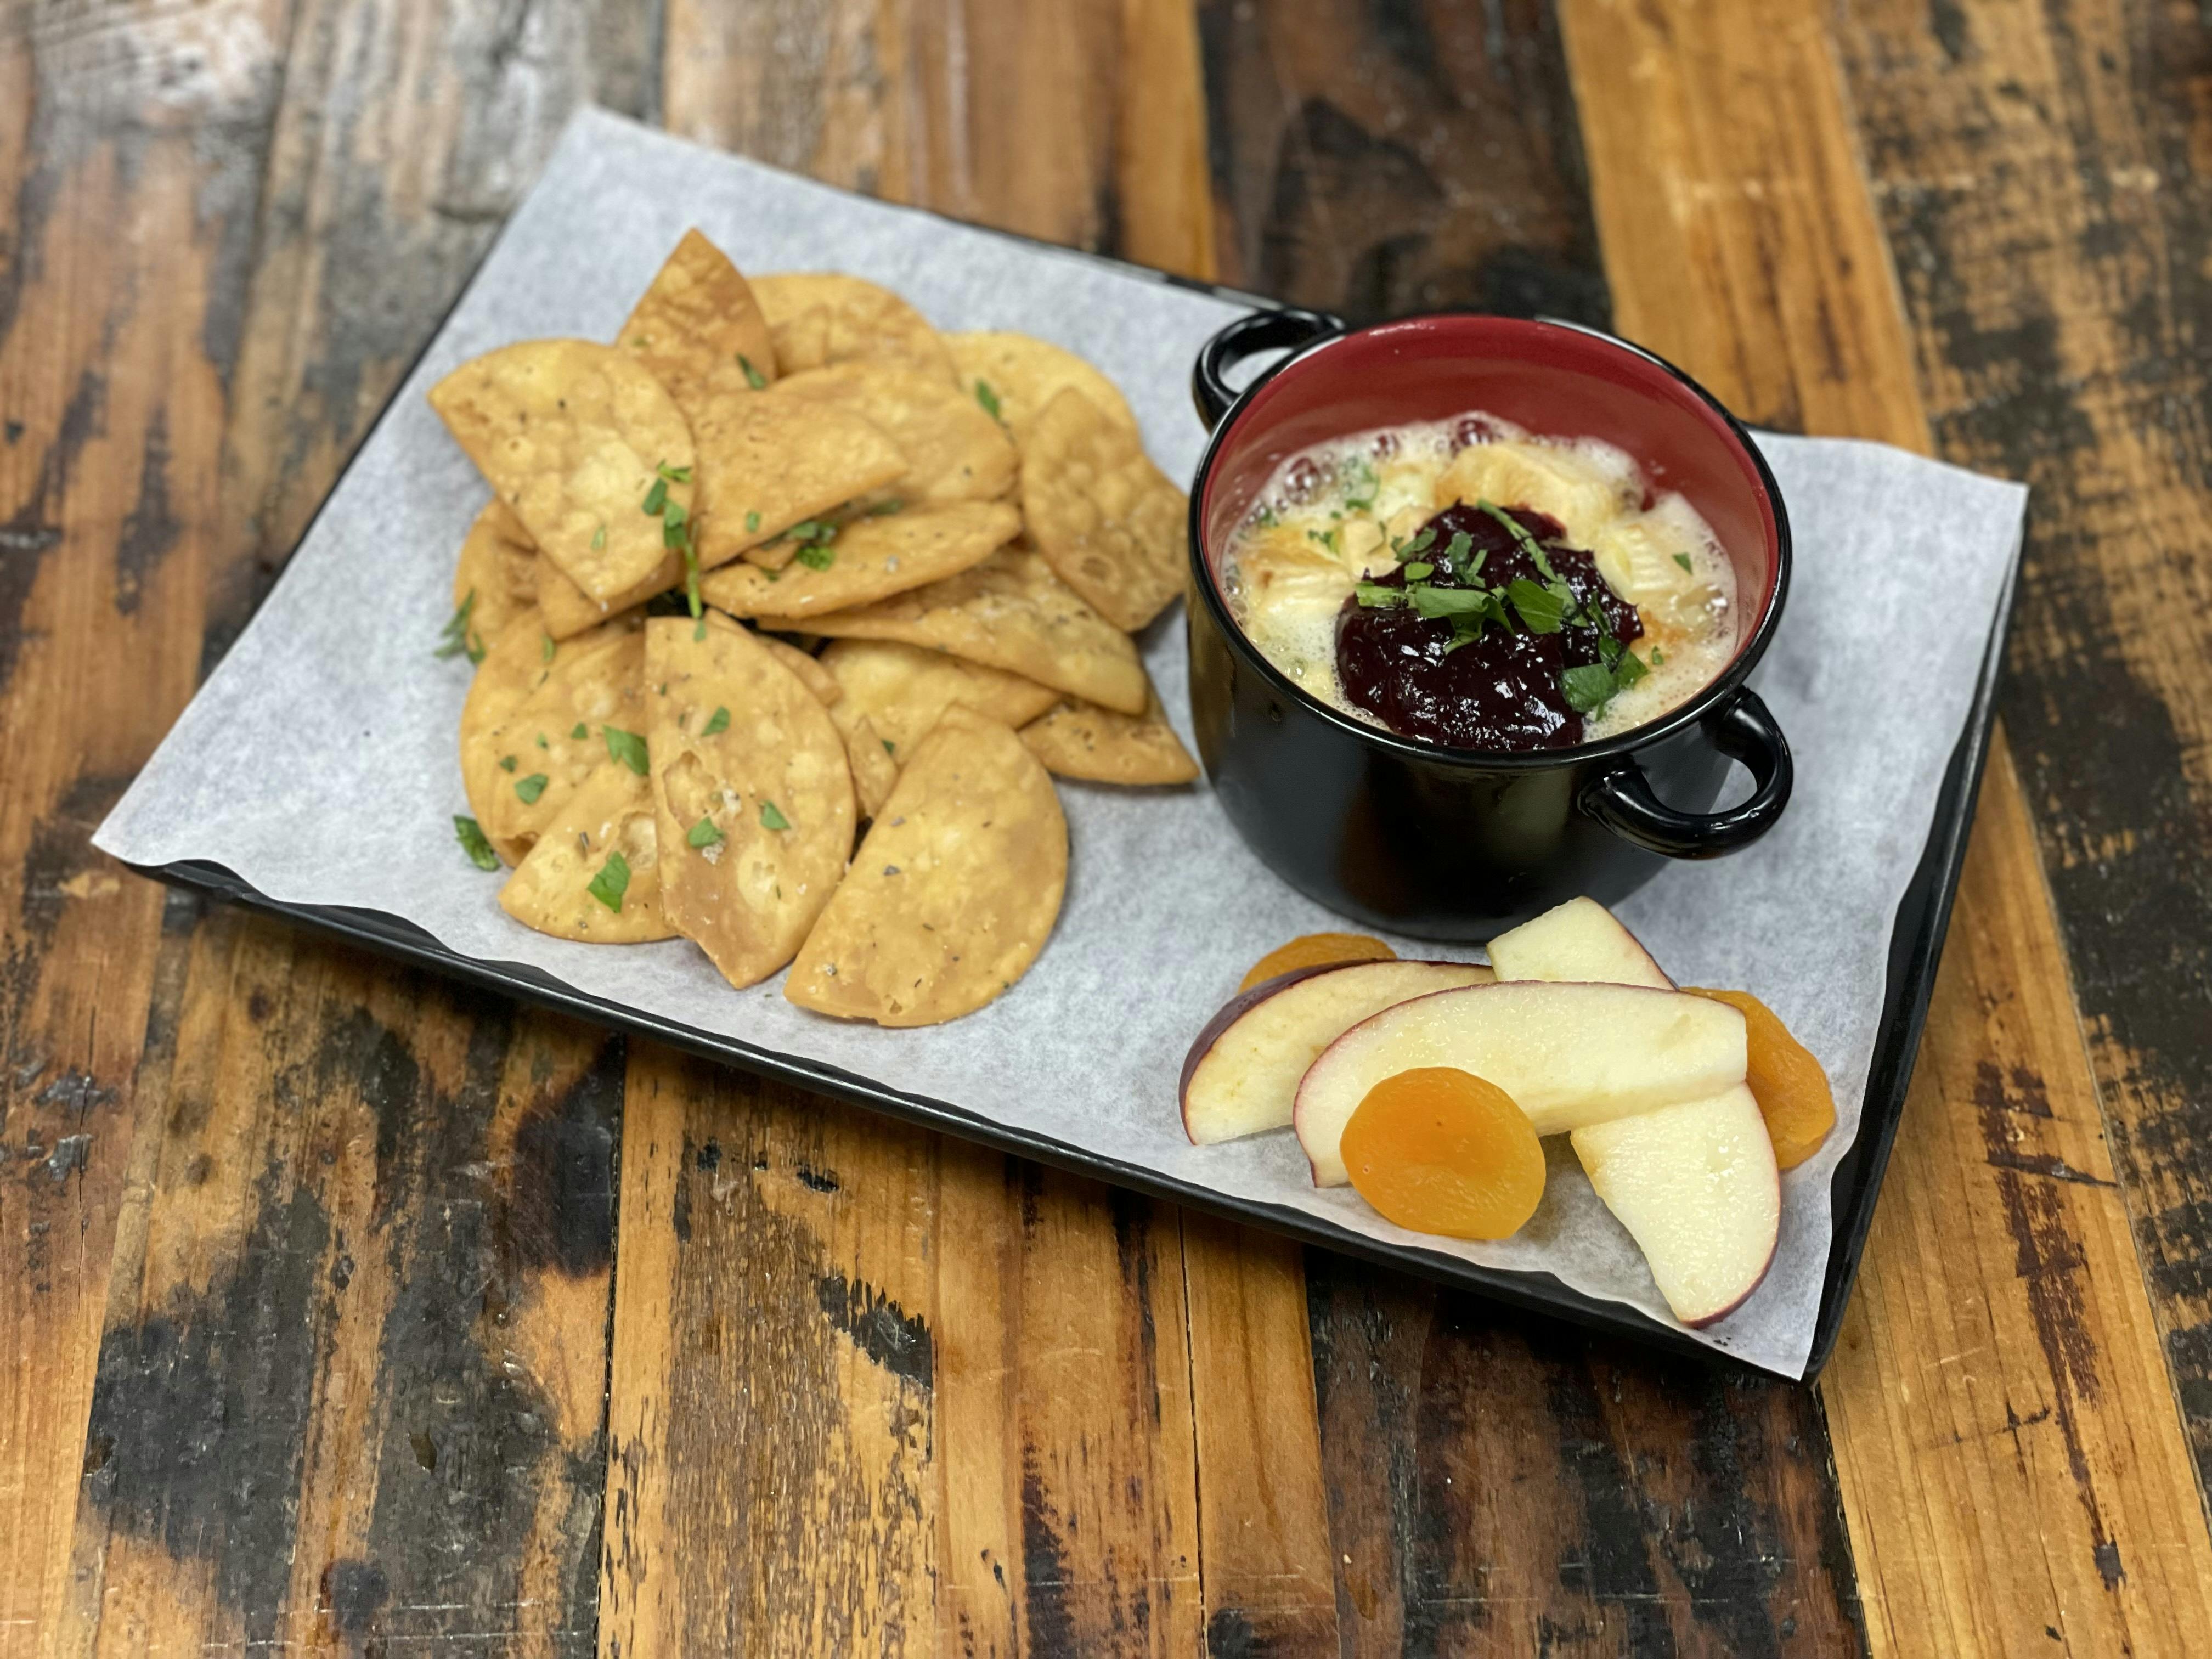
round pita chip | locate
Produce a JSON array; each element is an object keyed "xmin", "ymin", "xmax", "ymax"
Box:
[
  {"xmin": 801, "ymin": 544, "xmax": 1148, "ymax": 715},
  {"xmin": 1020, "ymin": 684, "xmax": 1198, "ymax": 786},
  {"xmin": 645, "ymin": 618, "xmax": 856, "ymax": 990},
  {"xmin": 1020, "ymin": 387, "xmax": 1188, "ymax": 631},
  {"xmin": 752, "ymin": 273, "xmax": 956, "ymax": 385},
  {"xmin": 619, "ymin": 229, "xmax": 777, "ymax": 413},
  {"xmin": 460, "ymin": 613, "xmax": 649, "ymax": 865},
  {"xmin": 946, "ymin": 331, "xmax": 1139, "ymax": 442},
  {"xmin": 498, "ymin": 764, "xmax": 675, "ymax": 943},
  {"xmin": 699, "ymin": 501, "xmax": 1020, "ymax": 622},
  {"xmin": 452, "ymin": 500, "xmax": 539, "ymax": 647},
  {"xmin": 770, "ymin": 363, "xmax": 1017, "ymax": 504},
  {"xmin": 818, "ymin": 639, "xmax": 1060, "ymax": 758},
  {"xmin": 786, "ymin": 708, "xmax": 1066, "ymax": 1026},
  {"xmin": 428, "ymin": 340, "xmax": 696, "ymax": 604}
]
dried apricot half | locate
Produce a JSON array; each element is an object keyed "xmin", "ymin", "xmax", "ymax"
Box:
[
  {"xmin": 1686, "ymin": 988, "xmax": 1836, "ymax": 1169},
  {"xmin": 1238, "ymin": 931, "xmax": 1396, "ymax": 992},
  {"xmin": 1340, "ymin": 1067, "xmax": 1545, "ymax": 1240}
]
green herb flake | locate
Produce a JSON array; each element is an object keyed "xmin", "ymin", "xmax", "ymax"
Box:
[
  {"xmin": 454, "ymin": 815, "xmax": 500, "ymax": 871},
  {"xmin": 974, "ymin": 379, "xmax": 1002, "ymax": 420},
  {"xmin": 603, "ymin": 726, "xmax": 650, "ymax": 776},
  {"xmin": 1410, "ymin": 584, "xmax": 1492, "ymax": 620},
  {"xmin": 657, "ymin": 462, "xmax": 693, "ymax": 483},
  {"xmin": 745, "ymin": 510, "xmax": 762, "ymax": 533},
  {"xmin": 1477, "ymin": 500, "xmax": 1555, "ymax": 578},
  {"xmin": 1614, "ymin": 649, "xmax": 1650, "ymax": 689},
  {"xmin": 1673, "ymin": 552, "xmax": 1695, "ymax": 572},
  {"xmin": 642, "ymin": 477, "xmax": 669, "ymax": 516},
  {"xmin": 1505, "ymin": 578, "xmax": 1567, "ymax": 633},
  {"xmin": 794, "ymin": 541, "xmax": 836, "ymax": 572},
  {"xmin": 1306, "ymin": 527, "xmax": 1339, "ymax": 553},
  {"xmin": 759, "ymin": 800, "xmax": 791, "ymax": 832},
  {"xmin": 739, "ymin": 353, "xmax": 767, "ymax": 390},
  {"xmin": 591, "ymin": 523, "xmax": 607, "ymax": 551},
  {"xmin": 1354, "ymin": 581, "xmax": 1404, "ymax": 608},
  {"xmin": 587, "ymin": 851, "xmax": 631, "ymax": 913},
  {"xmin": 1651, "ymin": 647, "xmax": 1666, "ymax": 667},
  {"xmin": 693, "ymin": 616, "xmax": 707, "ymax": 640},
  {"xmin": 866, "ymin": 498, "xmax": 904, "ymax": 516},
  {"xmin": 881, "ymin": 737, "xmax": 895, "ymax": 755},
  {"xmin": 687, "ymin": 815, "xmax": 724, "ymax": 850},
  {"xmin": 569, "ymin": 723, "xmax": 587, "ymax": 741},
  {"xmin": 540, "ymin": 633, "xmax": 556, "ymax": 664},
  {"xmin": 702, "ymin": 706, "xmax": 731, "ymax": 737},
  {"xmin": 1561, "ymin": 664, "xmax": 1618, "ymax": 714},
  {"xmin": 1401, "ymin": 561, "xmax": 1435, "ymax": 582},
  {"xmin": 1392, "ymin": 526, "xmax": 1436, "ymax": 560},
  {"xmin": 499, "ymin": 755, "xmax": 518, "ymax": 773},
  {"xmin": 514, "ymin": 772, "xmax": 549, "ymax": 804},
  {"xmin": 433, "ymin": 590, "xmax": 478, "ymax": 659}
]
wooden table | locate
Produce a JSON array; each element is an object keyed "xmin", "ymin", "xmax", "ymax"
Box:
[{"xmin": 4, "ymin": 0, "xmax": 2209, "ymax": 1651}]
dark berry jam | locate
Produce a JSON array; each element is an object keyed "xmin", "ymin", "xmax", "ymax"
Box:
[{"xmin": 1334, "ymin": 503, "xmax": 1643, "ymax": 752}]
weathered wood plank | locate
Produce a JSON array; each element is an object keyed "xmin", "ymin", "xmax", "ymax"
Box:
[
  {"xmin": 1560, "ymin": 0, "xmax": 2212, "ymax": 1650},
  {"xmin": 1831, "ymin": 0, "xmax": 2212, "ymax": 1519},
  {"xmin": 0, "ymin": 4, "xmax": 292, "ymax": 1644},
  {"xmin": 59, "ymin": 915, "xmax": 616, "ymax": 1654}
]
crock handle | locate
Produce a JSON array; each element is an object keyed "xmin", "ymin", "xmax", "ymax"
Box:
[
  {"xmin": 1192, "ymin": 308, "xmax": 1346, "ymax": 430},
  {"xmin": 1580, "ymin": 689, "xmax": 1793, "ymax": 859}
]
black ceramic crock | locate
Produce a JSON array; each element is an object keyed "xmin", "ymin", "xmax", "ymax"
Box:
[{"xmin": 1185, "ymin": 308, "xmax": 1793, "ymax": 940}]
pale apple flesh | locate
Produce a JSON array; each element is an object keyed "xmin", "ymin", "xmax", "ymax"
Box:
[
  {"xmin": 1181, "ymin": 960, "xmax": 1493, "ymax": 1146},
  {"xmin": 1294, "ymin": 981, "xmax": 1748, "ymax": 1186},
  {"xmin": 1571, "ymin": 1085, "xmax": 1780, "ymax": 1326},
  {"xmin": 1489, "ymin": 896, "xmax": 1782, "ymax": 1328}
]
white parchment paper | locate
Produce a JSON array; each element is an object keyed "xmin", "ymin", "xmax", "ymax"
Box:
[{"xmin": 93, "ymin": 108, "xmax": 2027, "ymax": 1378}]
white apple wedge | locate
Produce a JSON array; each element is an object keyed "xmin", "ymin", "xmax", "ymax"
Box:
[
  {"xmin": 1488, "ymin": 896, "xmax": 1781, "ymax": 1327},
  {"xmin": 1571, "ymin": 1086, "xmax": 1780, "ymax": 1325},
  {"xmin": 1182, "ymin": 960, "xmax": 1493, "ymax": 1145},
  {"xmin": 1488, "ymin": 895, "xmax": 1674, "ymax": 989},
  {"xmin": 1294, "ymin": 981, "xmax": 1747, "ymax": 1185}
]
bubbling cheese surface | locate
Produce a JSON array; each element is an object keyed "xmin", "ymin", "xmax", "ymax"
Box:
[{"xmin": 1218, "ymin": 415, "xmax": 1740, "ymax": 744}]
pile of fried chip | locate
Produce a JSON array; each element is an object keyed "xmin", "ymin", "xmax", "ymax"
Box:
[{"xmin": 436, "ymin": 230, "xmax": 1198, "ymax": 1026}]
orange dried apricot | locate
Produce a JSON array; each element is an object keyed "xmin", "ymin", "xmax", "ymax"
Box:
[
  {"xmin": 1238, "ymin": 931, "xmax": 1396, "ymax": 992},
  {"xmin": 1686, "ymin": 988, "xmax": 1836, "ymax": 1169},
  {"xmin": 1340, "ymin": 1067, "xmax": 1545, "ymax": 1240}
]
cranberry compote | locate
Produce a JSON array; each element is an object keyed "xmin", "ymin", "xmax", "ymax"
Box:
[{"xmin": 1334, "ymin": 504, "xmax": 1642, "ymax": 752}]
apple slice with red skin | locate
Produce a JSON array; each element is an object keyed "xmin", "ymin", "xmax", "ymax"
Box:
[
  {"xmin": 1294, "ymin": 981, "xmax": 1748, "ymax": 1186},
  {"xmin": 1489, "ymin": 896, "xmax": 1780, "ymax": 1327},
  {"xmin": 1181, "ymin": 960, "xmax": 1493, "ymax": 1145}
]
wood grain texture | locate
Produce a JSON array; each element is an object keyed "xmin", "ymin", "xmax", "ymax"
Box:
[
  {"xmin": 1560, "ymin": 0, "xmax": 2212, "ymax": 1651},
  {"xmin": 1830, "ymin": 0, "xmax": 2212, "ymax": 1516}
]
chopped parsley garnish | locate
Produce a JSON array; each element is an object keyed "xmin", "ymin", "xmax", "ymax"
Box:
[
  {"xmin": 1560, "ymin": 664, "xmax": 1618, "ymax": 714},
  {"xmin": 1651, "ymin": 647, "xmax": 1666, "ymax": 667},
  {"xmin": 535, "ymin": 734, "xmax": 549, "ymax": 749},
  {"xmin": 1401, "ymin": 561, "xmax": 1434, "ymax": 582},
  {"xmin": 759, "ymin": 800, "xmax": 791, "ymax": 831},
  {"xmin": 794, "ymin": 542, "xmax": 836, "ymax": 571},
  {"xmin": 1341, "ymin": 457, "xmax": 1379, "ymax": 512},
  {"xmin": 1673, "ymin": 552, "xmax": 1694, "ymax": 572},
  {"xmin": 591, "ymin": 524, "xmax": 607, "ymax": 551},
  {"xmin": 693, "ymin": 616, "xmax": 707, "ymax": 640},
  {"xmin": 434, "ymin": 591, "xmax": 481, "ymax": 661},
  {"xmin": 1391, "ymin": 526, "xmax": 1436, "ymax": 561},
  {"xmin": 739, "ymin": 353, "xmax": 767, "ymax": 390},
  {"xmin": 642, "ymin": 477, "xmax": 669, "ymax": 516},
  {"xmin": 1355, "ymin": 581, "xmax": 1403, "ymax": 608},
  {"xmin": 603, "ymin": 726, "xmax": 649, "ymax": 775},
  {"xmin": 1254, "ymin": 505, "xmax": 1279, "ymax": 529},
  {"xmin": 974, "ymin": 379, "xmax": 1002, "ymax": 420},
  {"xmin": 745, "ymin": 510, "xmax": 761, "ymax": 533},
  {"xmin": 515, "ymin": 773, "xmax": 549, "ymax": 804},
  {"xmin": 1476, "ymin": 499, "xmax": 1556, "ymax": 579},
  {"xmin": 687, "ymin": 815, "xmax": 724, "ymax": 849},
  {"xmin": 702, "ymin": 705, "xmax": 731, "ymax": 737},
  {"xmin": 454, "ymin": 815, "xmax": 500, "ymax": 871},
  {"xmin": 657, "ymin": 462, "xmax": 692, "ymax": 483},
  {"xmin": 499, "ymin": 754, "xmax": 517, "ymax": 772},
  {"xmin": 881, "ymin": 737, "xmax": 895, "ymax": 755},
  {"xmin": 571, "ymin": 722, "xmax": 589, "ymax": 740},
  {"xmin": 1306, "ymin": 527, "xmax": 1339, "ymax": 553},
  {"xmin": 541, "ymin": 634, "xmax": 556, "ymax": 663},
  {"xmin": 586, "ymin": 851, "xmax": 631, "ymax": 912},
  {"xmin": 1505, "ymin": 578, "xmax": 1571, "ymax": 634},
  {"xmin": 662, "ymin": 500, "xmax": 689, "ymax": 546}
]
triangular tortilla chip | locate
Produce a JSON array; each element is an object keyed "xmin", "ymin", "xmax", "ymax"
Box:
[
  {"xmin": 699, "ymin": 501, "xmax": 1019, "ymax": 622},
  {"xmin": 428, "ymin": 339, "xmax": 695, "ymax": 603},
  {"xmin": 690, "ymin": 392, "xmax": 906, "ymax": 569},
  {"xmin": 946, "ymin": 331, "xmax": 1139, "ymax": 442},
  {"xmin": 619, "ymin": 229, "xmax": 777, "ymax": 411},
  {"xmin": 645, "ymin": 618, "xmax": 856, "ymax": 989},
  {"xmin": 1020, "ymin": 387, "xmax": 1187, "ymax": 631},
  {"xmin": 459, "ymin": 612, "xmax": 649, "ymax": 865},
  {"xmin": 452, "ymin": 499, "xmax": 538, "ymax": 647},
  {"xmin": 498, "ymin": 764, "xmax": 674, "ymax": 941},
  {"xmin": 786, "ymin": 709, "xmax": 1066, "ymax": 1026},
  {"xmin": 770, "ymin": 363, "xmax": 1015, "ymax": 504},
  {"xmin": 800, "ymin": 545, "xmax": 1148, "ymax": 715},
  {"xmin": 1020, "ymin": 684, "xmax": 1198, "ymax": 785},
  {"xmin": 752, "ymin": 273, "xmax": 956, "ymax": 384},
  {"xmin": 818, "ymin": 639, "xmax": 1059, "ymax": 757}
]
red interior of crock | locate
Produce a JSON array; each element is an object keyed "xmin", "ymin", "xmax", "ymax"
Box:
[{"xmin": 1198, "ymin": 317, "xmax": 1784, "ymax": 651}]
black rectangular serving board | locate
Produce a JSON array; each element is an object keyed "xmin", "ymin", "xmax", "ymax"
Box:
[{"xmin": 120, "ymin": 227, "xmax": 2018, "ymax": 1381}]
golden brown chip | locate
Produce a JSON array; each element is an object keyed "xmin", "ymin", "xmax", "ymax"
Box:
[
  {"xmin": 844, "ymin": 715, "xmax": 900, "ymax": 818},
  {"xmin": 1020, "ymin": 387, "xmax": 1187, "ymax": 631},
  {"xmin": 537, "ymin": 555, "xmax": 659, "ymax": 640},
  {"xmin": 452, "ymin": 500, "xmax": 539, "ymax": 647},
  {"xmin": 1020, "ymin": 685, "xmax": 1199, "ymax": 786},
  {"xmin": 786, "ymin": 709, "xmax": 1066, "ymax": 1026},
  {"xmin": 498, "ymin": 764, "xmax": 675, "ymax": 943},
  {"xmin": 619, "ymin": 229, "xmax": 777, "ymax": 412},
  {"xmin": 428, "ymin": 340, "xmax": 696, "ymax": 603},
  {"xmin": 755, "ymin": 634, "xmax": 841, "ymax": 708},
  {"xmin": 752, "ymin": 273, "xmax": 956, "ymax": 384},
  {"xmin": 801, "ymin": 544, "xmax": 1149, "ymax": 715},
  {"xmin": 818, "ymin": 639, "xmax": 1060, "ymax": 757},
  {"xmin": 460, "ymin": 613, "xmax": 649, "ymax": 865},
  {"xmin": 699, "ymin": 501, "xmax": 1020, "ymax": 623},
  {"xmin": 770, "ymin": 363, "xmax": 1015, "ymax": 504},
  {"xmin": 691, "ymin": 393, "xmax": 906, "ymax": 569},
  {"xmin": 946, "ymin": 330, "xmax": 1140, "ymax": 442},
  {"xmin": 645, "ymin": 618, "xmax": 856, "ymax": 990}
]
